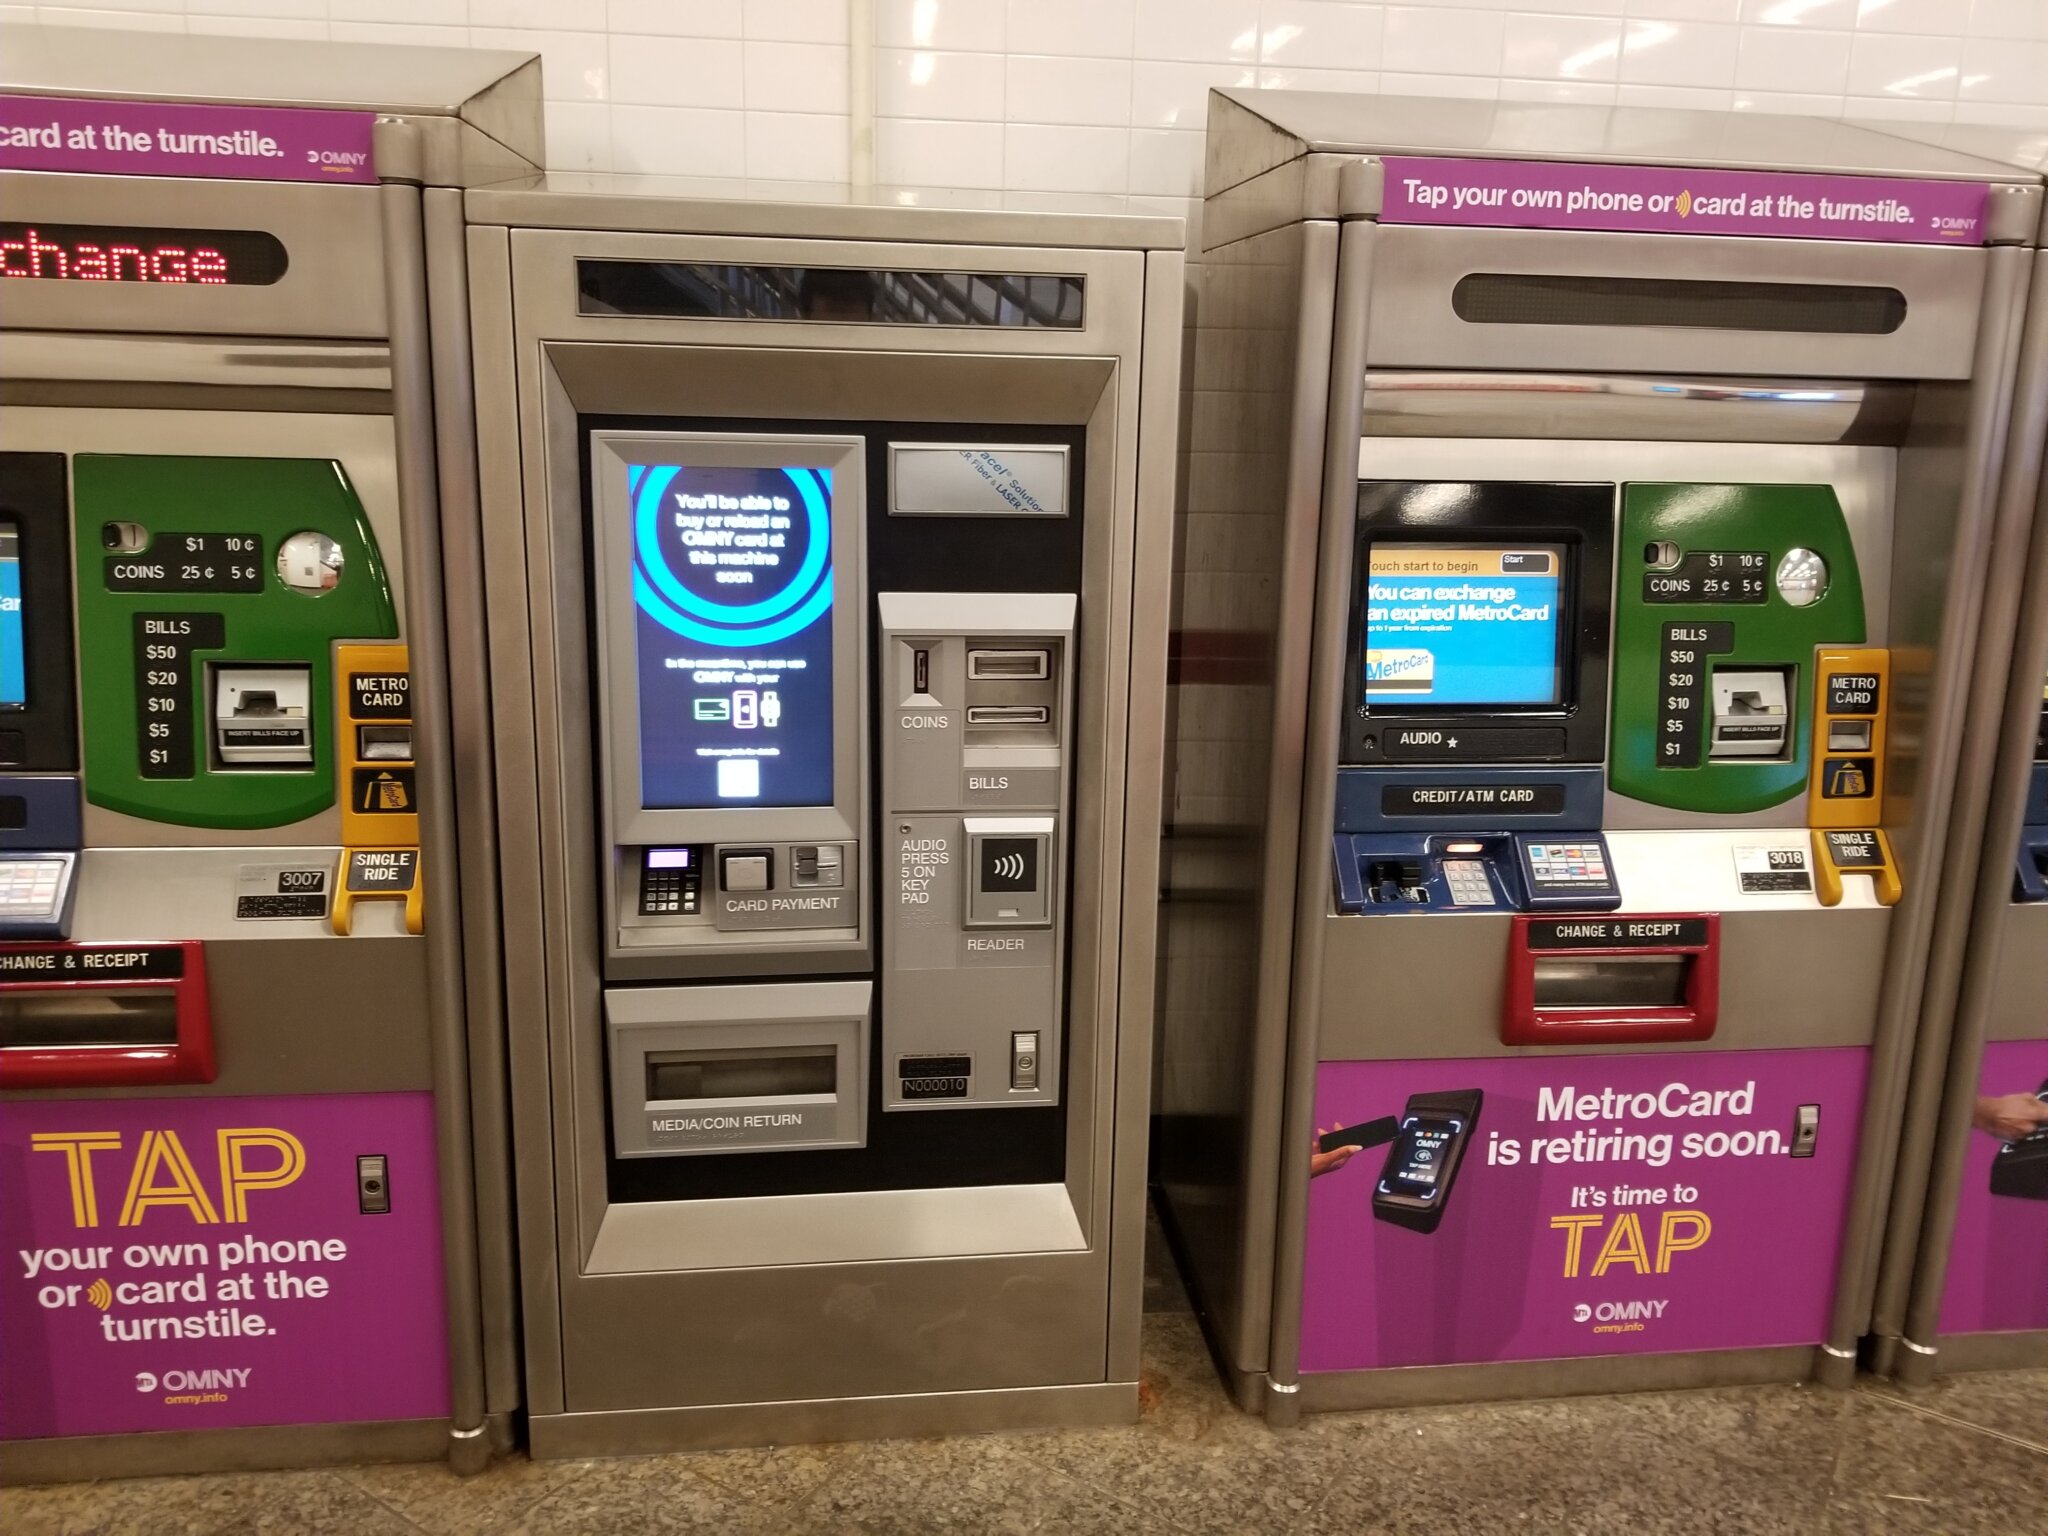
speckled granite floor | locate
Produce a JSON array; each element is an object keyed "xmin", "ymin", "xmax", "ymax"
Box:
[{"xmin": 7, "ymin": 1218, "xmax": 2045, "ymax": 1535}]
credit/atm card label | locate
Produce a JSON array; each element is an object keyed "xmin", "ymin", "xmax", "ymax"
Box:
[
  {"xmin": 1526, "ymin": 917, "xmax": 1710, "ymax": 949},
  {"xmin": 1734, "ymin": 845, "xmax": 1813, "ymax": 894},
  {"xmin": 1382, "ymin": 783, "xmax": 1566, "ymax": 816}
]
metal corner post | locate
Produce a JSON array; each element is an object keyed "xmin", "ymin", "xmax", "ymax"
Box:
[
  {"xmin": 1824, "ymin": 241, "xmax": 2033, "ymax": 1387},
  {"xmin": 1897, "ymin": 241, "xmax": 2048, "ymax": 1385},
  {"xmin": 422, "ymin": 185, "xmax": 525, "ymax": 1431},
  {"xmin": 1265, "ymin": 214, "xmax": 1378, "ymax": 1424},
  {"xmin": 376, "ymin": 126, "xmax": 491, "ymax": 1472}
]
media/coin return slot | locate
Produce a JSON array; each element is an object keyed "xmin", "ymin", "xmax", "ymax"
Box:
[
  {"xmin": 967, "ymin": 648, "xmax": 1050, "ymax": 681},
  {"xmin": 965, "ymin": 705, "xmax": 1050, "ymax": 726}
]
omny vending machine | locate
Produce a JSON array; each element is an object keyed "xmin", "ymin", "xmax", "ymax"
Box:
[
  {"xmin": 0, "ymin": 28, "xmax": 541, "ymax": 1478},
  {"xmin": 1857, "ymin": 124, "xmax": 2048, "ymax": 1381},
  {"xmin": 1155, "ymin": 91, "xmax": 2040, "ymax": 1418},
  {"xmin": 466, "ymin": 182, "xmax": 1181, "ymax": 1452}
]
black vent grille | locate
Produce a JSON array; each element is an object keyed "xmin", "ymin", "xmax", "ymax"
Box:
[{"xmin": 1451, "ymin": 273, "xmax": 1907, "ymax": 335}]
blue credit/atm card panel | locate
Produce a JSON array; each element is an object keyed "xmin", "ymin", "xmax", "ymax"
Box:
[{"xmin": 1334, "ymin": 831, "xmax": 1621, "ymax": 915}]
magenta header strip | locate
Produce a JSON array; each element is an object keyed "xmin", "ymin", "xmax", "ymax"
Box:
[
  {"xmin": 0, "ymin": 94, "xmax": 377, "ymax": 184},
  {"xmin": 1380, "ymin": 155, "xmax": 1990, "ymax": 245}
]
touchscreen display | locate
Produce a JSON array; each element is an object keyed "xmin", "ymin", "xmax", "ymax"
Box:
[
  {"xmin": 628, "ymin": 463, "xmax": 835, "ymax": 809},
  {"xmin": 0, "ymin": 521, "xmax": 24, "ymax": 710},
  {"xmin": 1378, "ymin": 1114, "xmax": 1463, "ymax": 1202},
  {"xmin": 1363, "ymin": 544, "xmax": 1565, "ymax": 707}
]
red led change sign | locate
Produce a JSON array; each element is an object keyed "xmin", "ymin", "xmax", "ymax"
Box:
[{"xmin": 0, "ymin": 223, "xmax": 287, "ymax": 285}]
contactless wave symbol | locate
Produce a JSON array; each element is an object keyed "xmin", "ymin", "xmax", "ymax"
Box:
[
  {"xmin": 992, "ymin": 852, "xmax": 1027, "ymax": 882},
  {"xmin": 87, "ymin": 1277, "xmax": 112, "ymax": 1311},
  {"xmin": 629, "ymin": 462, "xmax": 833, "ymax": 646}
]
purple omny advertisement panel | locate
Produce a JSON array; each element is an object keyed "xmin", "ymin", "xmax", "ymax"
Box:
[
  {"xmin": 1381, "ymin": 156, "xmax": 1990, "ymax": 245},
  {"xmin": 1, "ymin": 1092, "xmax": 449, "ymax": 1440},
  {"xmin": 1939, "ymin": 1039, "xmax": 2048, "ymax": 1338},
  {"xmin": 1301, "ymin": 1048, "xmax": 1868, "ymax": 1372},
  {"xmin": 0, "ymin": 95, "xmax": 376, "ymax": 183}
]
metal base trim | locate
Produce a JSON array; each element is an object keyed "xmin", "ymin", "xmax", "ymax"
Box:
[
  {"xmin": 1297, "ymin": 1347, "xmax": 1820, "ymax": 1413},
  {"xmin": 528, "ymin": 1382, "xmax": 1138, "ymax": 1459},
  {"xmin": 0, "ymin": 1418, "xmax": 450, "ymax": 1485},
  {"xmin": 1917, "ymin": 1330, "xmax": 2048, "ymax": 1376}
]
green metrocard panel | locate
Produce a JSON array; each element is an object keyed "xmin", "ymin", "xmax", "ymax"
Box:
[
  {"xmin": 72, "ymin": 456, "xmax": 397, "ymax": 829},
  {"xmin": 1611, "ymin": 484, "xmax": 1863, "ymax": 814}
]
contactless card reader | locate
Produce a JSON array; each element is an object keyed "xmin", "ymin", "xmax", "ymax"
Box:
[{"xmin": 1372, "ymin": 1089, "xmax": 1483, "ymax": 1234}]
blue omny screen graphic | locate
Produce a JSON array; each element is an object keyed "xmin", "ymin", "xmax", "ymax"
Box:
[
  {"xmin": 1363, "ymin": 544, "xmax": 1565, "ymax": 707},
  {"xmin": 629, "ymin": 462, "xmax": 834, "ymax": 809},
  {"xmin": 0, "ymin": 522, "xmax": 24, "ymax": 710}
]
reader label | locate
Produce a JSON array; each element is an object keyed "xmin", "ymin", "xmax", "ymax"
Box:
[
  {"xmin": 1526, "ymin": 918, "xmax": 1709, "ymax": 949},
  {"xmin": 1382, "ymin": 783, "xmax": 1566, "ymax": 816}
]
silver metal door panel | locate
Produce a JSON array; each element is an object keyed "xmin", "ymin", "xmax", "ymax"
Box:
[
  {"xmin": 1985, "ymin": 904, "xmax": 2048, "ymax": 1042},
  {"xmin": 467, "ymin": 221, "xmax": 571, "ymax": 1419},
  {"xmin": 0, "ymin": 404, "xmax": 403, "ymax": 850},
  {"xmin": 559, "ymin": 1250, "xmax": 1108, "ymax": 1411},
  {"xmin": 1365, "ymin": 226, "xmax": 1984, "ymax": 379},
  {"xmin": 0, "ymin": 172, "xmax": 389, "ymax": 340},
  {"xmin": 587, "ymin": 1183, "xmax": 1085, "ymax": 1271},
  {"xmin": 1156, "ymin": 218, "xmax": 1340, "ymax": 1393}
]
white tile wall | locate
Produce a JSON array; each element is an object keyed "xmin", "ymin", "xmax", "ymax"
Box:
[{"xmin": 15, "ymin": 0, "xmax": 2048, "ymax": 227}]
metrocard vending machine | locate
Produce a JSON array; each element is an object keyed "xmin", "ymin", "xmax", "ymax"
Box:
[
  {"xmin": 0, "ymin": 27, "xmax": 540, "ymax": 1479},
  {"xmin": 468, "ymin": 183, "xmax": 1181, "ymax": 1452},
  {"xmin": 1156, "ymin": 90, "xmax": 2040, "ymax": 1416}
]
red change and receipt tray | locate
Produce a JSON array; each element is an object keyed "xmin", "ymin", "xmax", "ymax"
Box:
[
  {"xmin": 0, "ymin": 940, "xmax": 215, "ymax": 1087},
  {"xmin": 1504, "ymin": 914, "xmax": 1719, "ymax": 1045}
]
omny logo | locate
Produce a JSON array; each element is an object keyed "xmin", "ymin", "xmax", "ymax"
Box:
[
  {"xmin": 992, "ymin": 851, "xmax": 1027, "ymax": 882},
  {"xmin": 1573, "ymin": 1299, "xmax": 1670, "ymax": 1327},
  {"xmin": 134, "ymin": 1366, "xmax": 253, "ymax": 1400},
  {"xmin": 1365, "ymin": 649, "xmax": 1434, "ymax": 692}
]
